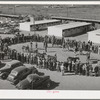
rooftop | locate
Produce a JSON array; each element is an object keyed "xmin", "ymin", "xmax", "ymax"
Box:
[
  {"xmin": 20, "ymin": 19, "xmax": 60, "ymax": 25},
  {"xmin": 34, "ymin": 19, "xmax": 60, "ymax": 25},
  {"xmin": 0, "ymin": 14, "xmax": 20, "ymax": 18},
  {"xmin": 48, "ymin": 22, "xmax": 91, "ymax": 30},
  {"xmin": 52, "ymin": 16, "xmax": 100, "ymax": 24}
]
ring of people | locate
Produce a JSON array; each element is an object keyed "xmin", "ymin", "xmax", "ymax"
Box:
[{"xmin": 0, "ymin": 5, "xmax": 100, "ymax": 90}]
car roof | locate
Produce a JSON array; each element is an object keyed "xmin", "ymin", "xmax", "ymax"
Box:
[
  {"xmin": 7, "ymin": 60, "xmax": 21, "ymax": 65},
  {"xmin": 11, "ymin": 66, "xmax": 26, "ymax": 72},
  {"xmin": 25, "ymin": 64, "xmax": 37, "ymax": 69},
  {"xmin": 68, "ymin": 56, "xmax": 79, "ymax": 58},
  {"xmin": 27, "ymin": 74, "xmax": 39, "ymax": 79}
]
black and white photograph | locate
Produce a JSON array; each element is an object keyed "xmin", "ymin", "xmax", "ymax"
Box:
[{"xmin": 0, "ymin": 3, "xmax": 100, "ymax": 92}]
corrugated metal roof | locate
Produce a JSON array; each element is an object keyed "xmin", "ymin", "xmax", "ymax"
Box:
[{"xmin": 48, "ymin": 22, "xmax": 91, "ymax": 30}]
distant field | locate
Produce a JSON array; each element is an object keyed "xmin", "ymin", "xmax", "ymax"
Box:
[{"xmin": 0, "ymin": 5, "xmax": 100, "ymax": 20}]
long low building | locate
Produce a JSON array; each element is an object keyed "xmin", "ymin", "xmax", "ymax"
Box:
[
  {"xmin": 0, "ymin": 14, "xmax": 22, "ymax": 19},
  {"xmin": 52, "ymin": 16, "xmax": 100, "ymax": 24},
  {"xmin": 88, "ymin": 29, "xmax": 100, "ymax": 44},
  {"xmin": 19, "ymin": 19, "xmax": 61, "ymax": 31},
  {"xmin": 48, "ymin": 22, "xmax": 92, "ymax": 37}
]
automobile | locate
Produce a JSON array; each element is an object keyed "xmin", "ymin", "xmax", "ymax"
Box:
[
  {"xmin": 67, "ymin": 56, "xmax": 80, "ymax": 62},
  {"xmin": 16, "ymin": 74, "xmax": 51, "ymax": 90},
  {"xmin": 0, "ymin": 61, "xmax": 6, "ymax": 69},
  {"xmin": 0, "ymin": 60, "xmax": 23, "ymax": 79},
  {"xmin": 90, "ymin": 62, "xmax": 100, "ymax": 77},
  {"xmin": 7, "ymin": 65, "xmax": 38, "ymax": 85}
]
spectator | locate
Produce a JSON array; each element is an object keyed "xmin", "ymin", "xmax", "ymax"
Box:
[{"xmin": 60, "ymin": 62, "xmax": 65, "ymax": 76}]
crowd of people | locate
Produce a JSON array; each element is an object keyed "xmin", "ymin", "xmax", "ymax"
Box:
[
  {"xmin": 4, "ymin": 48, "xmax": 100, "ymax": 77},
  {"xmin": 62, "ymin": 38, "xmax": 98, "ymax": 54},
  {"xmin": 60, "ymin": 58, "xmax": 100, "ymax": 76},
  {"xmin": 0, "ymin": 32, "xmax": 100, "ymax": 77},
  {"xmin": 0, "ymin": 33, "xmax": 99, "ymax": 54},
  {"xmin": 4, "ymin": 48, "xmax": 57, "ymax": 71}
]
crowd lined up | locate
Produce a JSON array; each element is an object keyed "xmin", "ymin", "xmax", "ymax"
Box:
[
  {"xmin": 62, "ymin": 39, "xmax": 98, "ymax": 54},
  {"xmin": 1, "ymin": 48, "xmax": 99, "ymax": 77},
  {"xmin": 60, "ymin": 58, "xmax": 100, "ymax": 76},
  {"xmin": 0, "ymin": 33, "xmax": 100, "ymax": 76},
  {"xmin": 0, "ymin": 33, "xmax": 99, "ymax": 54}
]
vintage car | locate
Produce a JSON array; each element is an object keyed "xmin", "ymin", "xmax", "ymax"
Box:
[
  {"xmin": 0, "ymin": 60, "xmax": 23, "ymax": 79},
  {"xmin": 16, "ymin": 74, "xmax": 51, "ymax": 89},
  {"xmin": 7, "ymin": 65, "xmax": 38, "ymax": 85},
  {"xmin": 67, "ymin": 56, "xmax": 80, "ymax": 62},
  {"xmin": 89, "ymin": 60, "xmax": 100, "ymax": 77},
  {"xmin": 0, "ymin": 61, "xmax": 6, "ymax": 69}
]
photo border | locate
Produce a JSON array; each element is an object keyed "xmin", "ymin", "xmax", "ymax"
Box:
[{"xmin": 0, "ymin": 1, "xmax": 100, "ymax": 99}]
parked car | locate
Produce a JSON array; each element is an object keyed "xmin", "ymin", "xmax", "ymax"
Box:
[
  {"xmin": 67, "ymin": 56, "xmax": 80, "ymax": 62},
  {"xmin": 7, "ymin": 65, "xmax": 38, "ymax": 85},
  {"xmin": 0, "ymin": 60, "xmax": 23, "ymax": 79},
  {"xmin": 0, "ymin": 61, "xmax": 6, "ymax": 69},
  {"xmin": 90, "ymin": 63, "xmax": 100, "ymax": 77},
  {"xmin": 16, "ymin": 74, "xmax": 51, "ymax": 89}
]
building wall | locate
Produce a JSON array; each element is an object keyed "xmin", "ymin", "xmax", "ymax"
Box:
[
  {"xmin": 88, "ymin": 32, "xmax": 100, "ymax": 44},
  {"xmin": 63, "ymin": 25, "xmax": 91, "ymax": 37},
  {"xmin": 48, "ymin": 27, "xmax": 62, "ymax": 37},
  {"xmin": 31, "ymin": 21, "xmax": 61, "ymax": 31},
  {"xmin": 48, "ymin": 24, "xmax": 92, "ymax": 37},
  {"xmin": 19, "ymin": 23, "xmax": 31, "ymax": 31}
]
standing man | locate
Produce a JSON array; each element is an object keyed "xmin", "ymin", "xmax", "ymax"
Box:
[
  {"xmin": 87, "ymin": 51, "xmax": 91, "ymax": 62},
  {"xmin": 51, "ymin": 35, "xmax": 55, "ymax": 47},
  {"xmin": 44, "ymin": 35, "xmax": 48, "ymax": 52},
  {"xmin": 30, "ymin": 41, "xmax": 33, "ymax": 51},
  {"xmin": 60, "ymin": 62, "xmax": 65, "ymax": 76}
]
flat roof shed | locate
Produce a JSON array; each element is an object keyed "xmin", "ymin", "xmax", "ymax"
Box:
[
  {"xmin": 19, "ymin": 19, "xmax": 61, "ymax": 31},
  {"xmin": 48, "ymin": 22, "xmax": 92, "ymax": 37},
  {"xmin": 88, "ymin": 29, "xmax": 100, "ymax": 44}
]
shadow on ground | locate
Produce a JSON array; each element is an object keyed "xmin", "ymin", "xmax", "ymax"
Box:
[
  {"xmin": 48, "ymin": 46, "xmax": 62, "ymax": 48},
  {"xmin": 63, "ymin": 73, "xmax": 76, "ymax": 76},
  {"xmin": 48, "ymin": 80, "xmax": 60, "ymax": 90},
  {"xmin": 48, "ymin": 51, "xmax": 56, "ymax": 53},
  {"xmin": 40, "ymin": 80, "xmax": 60, "ymax": 90},
  {"xmin": 37, "ymin": 71, "xmax": 44, "ymax": 76}
]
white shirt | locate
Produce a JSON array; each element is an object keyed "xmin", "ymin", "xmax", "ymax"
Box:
[{"xmin": 60, "ymin": 64, "xmax": 64, "ymax": 71}]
